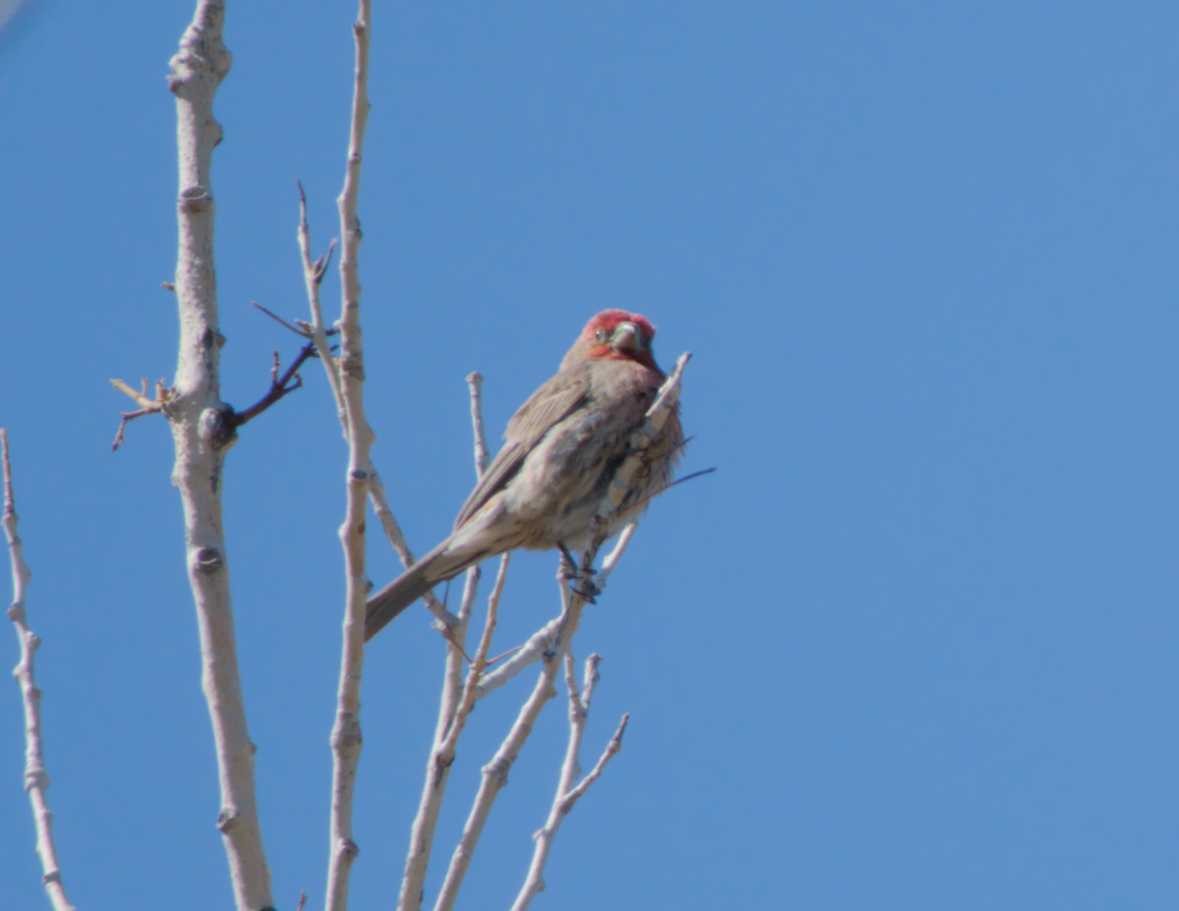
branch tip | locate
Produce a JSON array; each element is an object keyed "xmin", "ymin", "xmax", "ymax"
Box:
[{"xmin": 4, "ymin": 431, "xmax": 76, "ymax": 910}]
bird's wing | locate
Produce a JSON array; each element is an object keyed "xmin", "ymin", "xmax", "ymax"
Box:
[{"xmin": 453, "ymin": 364, "xmax": 591, "ymax": 529}]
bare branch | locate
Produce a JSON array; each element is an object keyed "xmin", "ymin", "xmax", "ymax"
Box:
[
  {"xmin": 594, "ymin": 522, "xmax": 639, "ymax": 591},
  {"xmin": 473, "ymin": 615, "xmax": 563, "ymax": 700},
  {"xmin": 438, "ymin": 556, "xmax": 508, "ymax": 757},
  {"xmin": 110, "ymin": 376, "xmax": 167, "ymax": 411},
  {"xmin": 166, "ymin": 1, "xmax": 274, "ymax": 905},
  {"xmin": 229, "ymin": 343, "xmax": 316, "ymax": 429},
  {"xmin": 323, "ymin": 2, "xmax": 375, "ymax": 908},
  {"xmin": 474, "ymin": 525, "xmax": 637, "ymax": 699},
  {"xmin": 252, "ymin": 300, "xmax": 312, "ymax": 337},
  {"xmin": 648, "ymin": 352, "xmax": 690, "ymax": 424},
  {"xmin": 562, "ymin": 712, "xmax": 628, "ymax": 809},
  {"xmin": 510, "ymin": 652, "xmax": 627, "ymax": 911},
  {"xmin": 432, "ymin": 555, "xmax": 597, "ymax": 911},
  {"xmin": 397, "ymin": 376, "xmax": 503, "ymax": 911},
  {"xmin": 578, "ymin": 651, "xmax": 600, "ymax": 713},
  {"xmin": 314, "ymin": 240, "xmax": 339, "ymax": 284},
  {"xmin": 109, "ymin": 378, "xmax": 173, "ymax": 451},
  {"xmin": 396, "ymin": 564, "xmax": 478, "ymax": 911},
  {"xmin": 466, "ymin": 371, "xmax": 489, "ymax": 476},
  {"xmin": 443, "ymin": 568, "xmax": 481, "ymax": 730},
  {"xmin": 3, "ymin": 431, "xmax": 75, "ymax": 911},
  {"xmin": 297, "ymin": 182, "xmax": 347, "ymax": 421}
]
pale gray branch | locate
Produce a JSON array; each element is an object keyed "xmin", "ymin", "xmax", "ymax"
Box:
[
  {"xmin": 397, "ymin": 374, "xmax": 503, "ymax": 911},
  {"xmin": 472, "ymin": 615, "xmax": 563, "ymax": 700},
  {"xmin": 323, "ymin": 2, "xmax": 375, "ymax": 909},
  {"xmin": 466, "ymin": 371, "xmax": 489, "ymax": 476},
  {"xmin": 3, "ymin": 431, "xmax": 75, "ymax": 911},
  {"xmin": 166, "ymin": 3, "xmax": 273, "ymax": 906},
  {"xmin": 396, "ymin": 567, "xmax": 477, "ymax": 911},
  {"xmin": 511, "ymin": 650, "xmax": 627, "ymax": 911},
  {"xmin": 297, "ymin": 185, "xmax": 346, "ymax": 420},
  {"xmin": 437, "ymin": 556, "xmax": 508, "ymax": 757},
  {"xmin": 562, "ymin": 712, "xmax": 628, "ymax": 808},
  {"xmin": 432, "ymin": 558, "xmax": 596, "ymax": 911}
]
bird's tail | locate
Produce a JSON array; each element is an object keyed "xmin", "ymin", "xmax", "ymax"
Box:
[
  {"xmin": 364, "ymin": 560, "xmax": 438, "ymax": 641},
  {"xmin": 364, "ymin": 536, "xmax": 482, "ymax": 641}
]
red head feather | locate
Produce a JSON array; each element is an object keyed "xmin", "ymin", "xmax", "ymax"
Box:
[{"xmin": 569, "ymin": 309, "xmax": 660, "ymax": 371}]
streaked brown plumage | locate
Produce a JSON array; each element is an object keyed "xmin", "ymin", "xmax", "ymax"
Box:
[{"xmin": 365, "ymin": 309, "xmax": 682, "ymax": 641}]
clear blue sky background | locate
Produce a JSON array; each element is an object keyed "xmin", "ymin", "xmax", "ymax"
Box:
[{"xmin": 2, "ymin": 2, "xmax": 1177, "ymax": 908}]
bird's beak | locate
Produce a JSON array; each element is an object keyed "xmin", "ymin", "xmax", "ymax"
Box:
[{"xmin": 611, "ymin": 321, "xmax": 641, "ymax": 354}]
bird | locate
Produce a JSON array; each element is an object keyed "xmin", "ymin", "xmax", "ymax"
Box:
[{"xmin": 364, "ymin": 309, "xmax": 683, "ymax": 641}]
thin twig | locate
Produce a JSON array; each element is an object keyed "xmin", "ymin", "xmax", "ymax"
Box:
[
  {"xmin": 472, "ymin": 616, "xmax": 563, "ymax": 701},
  {"xmin": 323, "ymin": 3, "xmax": 375, "ymax": 910},
  {"xmin": 443, "ymin": 570, "xmax": 481, "ymax": 732},
  {"xmin": 397, "ymin": 376, "xmax": 502, "ymax": 911},
  {"xmin": 110, "ymin": 376, "xmax": 167, "ymax": 411},
  {"xmin": 438, "ymin": 555, "xmax": 508, "ymax": 756},
  {"xmin": 511, "ymin": 650, "xmax": 628, "ymax": 911},
  {"xmin": 109, "ymin": 378, "xmax": 172, "ymax": 451},
  {"xmin": 297, "ymin": 183, "xmax": 347, "ymax": 422},
  {"xmin": 578, "ymin": 652, "xmax": 600, "ymax": 711},
  {"xmin": 562, "ymin": 713, "xmax": 627, "ymax": 808},
  {"xmin": 3, "ymin": 431, "xmax": 75, "ymax": 911},
  {"xmin": 252, "ymin": 301, "xmax": 311, "ymax": 337},
  {"xmin": 229, "ymin": 343, "xmax": 316, "ymax": 429},
  {"xmin": 466, "ymin": 371, "xmax": 489, "ymax": 476},
  {"xmin": 395, "ymin": 563, "xmax": 477, "ymax": 911},
  {"xmin": 484, "ymin": 642, "xmax": 525, "ymax": 667},
  {"xmin": 646, "ymin": 352, "xmax": 690, "ymax": 425},
  {"xmin": 593, "ymin": 522, "xmax": 638, "ymax": 591}
]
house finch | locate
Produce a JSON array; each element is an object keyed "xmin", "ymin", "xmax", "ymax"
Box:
[{"xmin": 365, "ymin": 309, "xmax": 683, "ymax": 641}]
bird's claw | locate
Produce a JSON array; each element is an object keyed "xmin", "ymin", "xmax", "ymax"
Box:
[
  {"xmin": 570, "ymin": 579, "xmax": 600, "ymax": 604},
  {"xmin": 557, "ymin": 544, "xmax": 599, "ymax": 602}
]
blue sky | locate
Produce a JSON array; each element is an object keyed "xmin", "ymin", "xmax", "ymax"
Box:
[{"xmin": 3, "ymin": 2, "xmax": 1178, "ymax": 908}]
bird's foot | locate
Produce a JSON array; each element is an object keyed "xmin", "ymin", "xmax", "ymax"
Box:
[
  {"xmin": 571, "ymin": 576, "xmax": 600, "ymax": 604},
  {"xmin": 570, "ymin": 563, "xmax": 600, "ymax": 603},
  {"xmin": 557, "ymin": 543, "xmax": 600, "ymax": 603},
  {"xmin": 557, "ymin": 544, "xmax": 580, "ymax": 582}
]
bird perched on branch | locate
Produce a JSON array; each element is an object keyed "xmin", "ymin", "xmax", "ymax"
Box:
[{"xmin": 365, "ymin": 309, "xmax": 683, "ymax": 641}]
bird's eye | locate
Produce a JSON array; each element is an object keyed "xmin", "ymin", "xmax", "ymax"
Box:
[{"xmin": 594, "ymin": 329, "xmax": 609, "ymax": 343}]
